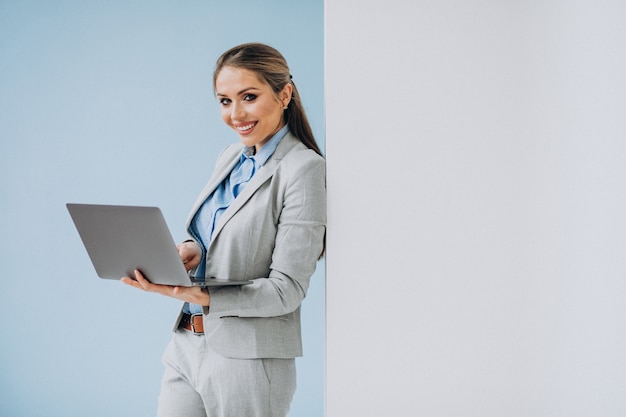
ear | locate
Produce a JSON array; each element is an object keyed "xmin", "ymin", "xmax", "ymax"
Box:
[{"xmin": 279, "ymin": 83, "xmax": 293, "ymax": 108}]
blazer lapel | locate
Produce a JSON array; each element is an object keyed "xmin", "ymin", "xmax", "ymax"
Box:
[
  {"xmin": 185, "ymin": 144, "xmax": 242, "ymax": 228},
  {"xmin": 209, "ymin": 133, "xmax": 300, "ymax": 243}
]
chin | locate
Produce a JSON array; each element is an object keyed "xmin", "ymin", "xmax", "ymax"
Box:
[{"xmin": 238, "ymin": 137, "xmax": 257, "ymax": 148}]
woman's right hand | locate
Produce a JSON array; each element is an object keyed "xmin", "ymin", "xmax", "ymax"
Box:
[{"xmin": 177, "ymin": 240, "xmax": 202, "ymax": 271}]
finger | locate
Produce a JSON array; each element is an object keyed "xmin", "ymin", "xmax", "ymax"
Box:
[
  {"xmin": 121, "ymin": 276, "xmax": 143, "ymax": 290},
  {"xmin": 134, "ymin": 269, "xmax": 180, "ymax": 296},
  {"xmin": 132, "ymin": 269, "xmax": 154, "ymax": 290},
  {"xmin": 123, "ymin": 271, "xmax": 152, "ymax": 285},
  {"xmin": 177, "ymin": 244, "xmax": 186, "ymax": 260}
]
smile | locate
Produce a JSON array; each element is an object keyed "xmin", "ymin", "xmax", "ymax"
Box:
[{"xmin": 236, "ymin": 122, "xmax": 257, "ymax": 132}]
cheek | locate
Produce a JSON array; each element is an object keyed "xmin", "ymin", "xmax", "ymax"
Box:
[
  {"xmin": 220, "ymin": 108, "xmax": 231, "ymax": 125},
  {"xmin": 260, "ymin": 103, "xmax": 282, "ymax": 124}
]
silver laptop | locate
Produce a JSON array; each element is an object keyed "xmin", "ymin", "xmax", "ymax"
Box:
[{"xmin": 67, "ymin": 203, "xmax": 252, "ymax": 287}]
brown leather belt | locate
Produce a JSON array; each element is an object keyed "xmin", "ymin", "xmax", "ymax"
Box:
[{"xmin": 179, "ymin": 313, "xmax": 204, "ymax": 335}]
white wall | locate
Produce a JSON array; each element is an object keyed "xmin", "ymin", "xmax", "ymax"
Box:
[{"xmin": 325, "ymin": 1, "xmax": 626, "ymax": 416}]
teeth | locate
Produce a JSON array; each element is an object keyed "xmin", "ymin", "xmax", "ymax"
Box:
[{"xmin": 236, "ymin": 123, "xmax": 255, "ymax": 131}]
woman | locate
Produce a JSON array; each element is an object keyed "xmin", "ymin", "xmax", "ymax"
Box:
[{"xmin": 121, "ymin": 43, "xmax": 326, "ymax": 417}]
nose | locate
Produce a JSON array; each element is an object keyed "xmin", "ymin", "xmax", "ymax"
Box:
[{"xmin": 230, "ymin": 101, "xmax": 246, "ymax": 120}]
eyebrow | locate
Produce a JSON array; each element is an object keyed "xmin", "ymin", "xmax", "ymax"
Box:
[{"xmin": 216, "ymin": 87, "xmax": 261, "ymax": 97}]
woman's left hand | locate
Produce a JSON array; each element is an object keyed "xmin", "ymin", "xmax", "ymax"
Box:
[{"xmin": 121, "ymin": 269, "xmax": 210, "ymax": 306}]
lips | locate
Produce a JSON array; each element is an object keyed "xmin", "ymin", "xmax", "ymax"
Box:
[{"xmin": 235, "ymin": 122, "xmax": 257, "ymax": 133}]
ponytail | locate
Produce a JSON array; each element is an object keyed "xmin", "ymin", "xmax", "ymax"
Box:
[{"xmin": 284, "ymin": 80, "xmax": 322, "ymax": 156}]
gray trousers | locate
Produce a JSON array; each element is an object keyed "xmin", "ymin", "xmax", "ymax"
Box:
[{"xmin": 157, "ymin": 329, "xmax": 296, "ymax": 417}]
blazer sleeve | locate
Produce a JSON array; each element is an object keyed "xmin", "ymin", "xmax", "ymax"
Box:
[{"xmin": 205, "ymin": 151, "xmax": 326, "ymax": 318}]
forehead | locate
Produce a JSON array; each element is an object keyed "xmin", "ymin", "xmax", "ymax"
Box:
[{"xmin": 215, "ymin": 66, "xmax": 267, "ymax": 94}]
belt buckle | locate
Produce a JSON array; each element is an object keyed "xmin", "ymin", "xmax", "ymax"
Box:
[{"xmin": 190, "ymin": 313, "xmax": 203, "ymax": 335}]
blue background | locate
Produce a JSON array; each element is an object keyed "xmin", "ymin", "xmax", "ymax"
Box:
[{"xmin": 0, "ymin": 1, "xmax": 324, "ymax": 416}]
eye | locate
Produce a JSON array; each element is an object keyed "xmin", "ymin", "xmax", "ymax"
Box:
[
  {"xmin": 219, "ymin": 97, "xmax": 231, "ymax": 106},
  {"xmin": 243, "ymin": 94, "xmax": 257, "ymax": 102}
]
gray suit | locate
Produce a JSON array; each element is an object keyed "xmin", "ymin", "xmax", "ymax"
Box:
[
  {"xmin": 159, "ymin": 133, "xmax": 326, "ymax": 417},
  {"xmin": 175, "ymin": 132, "xmax": 326, "ymax": 359}
]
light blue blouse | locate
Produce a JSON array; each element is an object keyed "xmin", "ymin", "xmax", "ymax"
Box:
[{"xmin": 183, "ymin": 125, "xmax": 289, "ymax": 314}]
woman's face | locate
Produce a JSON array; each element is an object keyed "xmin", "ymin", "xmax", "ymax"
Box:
[{"xmin": 215, "ymin": 66, "xmax": 292, "ymax": 152}]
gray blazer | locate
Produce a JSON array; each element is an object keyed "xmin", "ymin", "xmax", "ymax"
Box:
[{"xmin": 175, "ymin": 132, "xmax": 326, "ymax": 359}]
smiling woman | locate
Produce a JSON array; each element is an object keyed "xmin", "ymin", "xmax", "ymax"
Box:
[
  {"xmin": 0, "ymin": 2, "xmax": 324, "ymax": 417},
  {"xmin": 121, "ymin": 43, "xmax": 326, "ymax": 417},
  {"xmin": 214, "ymin": 43, "xmax": 322, "ymax": 157},
  {"xmin": 215, "ymin": 66, "xmax": 291, "ymax": 151}
]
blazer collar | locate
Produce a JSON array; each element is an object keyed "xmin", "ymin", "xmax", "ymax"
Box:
[{"xmin": 186, "ymin": 132, "xmax": 301, "ymax": 240}]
